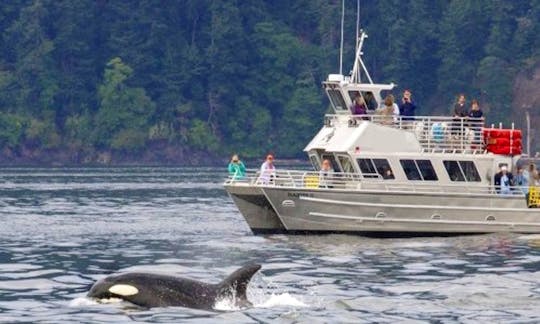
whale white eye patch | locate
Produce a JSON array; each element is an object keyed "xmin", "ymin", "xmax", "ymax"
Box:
[{"xmin": 109, "ymin": 284, "xmax": 139, "ymax": 296}]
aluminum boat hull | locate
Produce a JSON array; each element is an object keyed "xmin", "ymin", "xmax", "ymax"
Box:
[
  {"xmin": 225, "ymin": 184, "xmax": 540, "ymax": 234},
  {"xmin": 225, "ymin": 184, "xmax": 285, "ymax": 233},
  {"xmin": 264, "ymin": 187, "xmax": 540, "ymax": 233}
]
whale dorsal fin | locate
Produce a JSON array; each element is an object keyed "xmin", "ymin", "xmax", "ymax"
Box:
[{"xmin": 218, "ymin": 264, "xmax": 261, "ymax": 304}]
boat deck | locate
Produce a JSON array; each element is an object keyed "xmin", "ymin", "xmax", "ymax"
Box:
[{"xmin": 226, "ymin": 169, "xmax": 530, "ymax": 198}]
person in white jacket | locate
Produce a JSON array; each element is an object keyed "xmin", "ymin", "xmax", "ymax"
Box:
[{"xmin": 259, "ymin": 154, "xmax": 276, "ymax": 184}]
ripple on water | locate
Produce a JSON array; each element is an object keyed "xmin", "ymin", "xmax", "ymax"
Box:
[{"xmin": 1, "ymin": 168, "xmax": 540, "ymax": 323}]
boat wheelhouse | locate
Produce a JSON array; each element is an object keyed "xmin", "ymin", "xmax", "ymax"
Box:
[{"xmin": 224, "ymin": 31, "xmax": 539, "ymax": 235}]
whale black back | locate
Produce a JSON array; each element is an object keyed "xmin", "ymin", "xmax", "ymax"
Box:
[{"xmin": 87, "ymin": 264, "xmax": 262, "ymax": 309}]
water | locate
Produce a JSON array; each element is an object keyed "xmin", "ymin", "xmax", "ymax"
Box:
[{"xmin": 1, "ymin": 167, "xmax": 540, "ymax": 323}]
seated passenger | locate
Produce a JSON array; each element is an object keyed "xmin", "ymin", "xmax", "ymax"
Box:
[
  {"xmin": 351, "ymin": 95, "xmax": 367, "ymax": 116},
  {"xmin": 382, "ymin": 168, "xmax": 394, "ymax": 180},
  {"xmin": 319, "ymin": 159, "xmax": 334, "ymax": 188}
]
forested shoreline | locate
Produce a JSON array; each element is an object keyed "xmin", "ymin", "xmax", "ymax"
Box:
[{"xmin": 0, "ymin": 1, "xmax": 539, "ymax": 166}]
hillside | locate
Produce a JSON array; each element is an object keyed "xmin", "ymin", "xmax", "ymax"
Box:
[{"xmin": 0, "ymin": 0, "xmax": 539, "ymax": 165}]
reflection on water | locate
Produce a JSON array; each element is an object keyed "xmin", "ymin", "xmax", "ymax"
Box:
[{"xmin": 1, "ymin": 167, "xmax": 540, "ymax": 323}]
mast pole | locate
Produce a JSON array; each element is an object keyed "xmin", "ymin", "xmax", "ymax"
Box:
[
  {"xmin": 355, "ymin": 0, "xmax": 360, "ymax": 82},
  {"xmin": 339, "ymin": 0, "xmax": 344, "ymax": 75}
]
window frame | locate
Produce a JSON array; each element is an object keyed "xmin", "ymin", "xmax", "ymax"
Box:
[
  {"xmin": 400, "ymin": 159, "xmax": 422, "ymax": 181},
  {"xmin": 309, "ymin": 155, "xmax": 320, "ymax": 171},
  {"xmin": 327, "ymin": 89, "xmax": 347, "ymax": 111},
  {"xmin": 443, "ymin": 160, "xmax": 481, "ymax": 182},
  {"xmin": 337, "ymin": 155, "xmax": 356, "ymax": 174}
]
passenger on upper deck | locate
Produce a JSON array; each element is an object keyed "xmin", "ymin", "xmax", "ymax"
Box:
[
  {"xmin": 351, "ymin": 95, "xmax": 367, "ymax": 116},
  {"xmin": 453, "ymin": 94, "xmax": 468, "ymax": 118},
  {"xmin": 451, "ymin": 94, "xmax": 467, "ymax": 137},
  {"xmin": 377, "ymin": 94, "xmax": 399, "ymax": 125},
  {"xmin": 468, "ymin": 99, "xmax": 483, "ymax": 119},
  {"xmin": 399, "ymin": 89, "xmax": 416, "ymax": 121},
  {"xmin": 467, "ymin": 99, "xmax": 484, "ymax": 146}
]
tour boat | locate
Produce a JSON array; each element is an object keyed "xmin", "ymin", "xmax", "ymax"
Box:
[{"xmin": 224, "ymin": 31, "xmax": 540, "ymax": 235}]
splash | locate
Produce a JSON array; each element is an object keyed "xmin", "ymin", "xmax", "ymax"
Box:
[
  {"xmin": 69, "ymin": 297, "xmax": 123, "ymax": 307},
  {"xmin": 255, "ymin": 293, "xmax": 308, "ymax": 308}
]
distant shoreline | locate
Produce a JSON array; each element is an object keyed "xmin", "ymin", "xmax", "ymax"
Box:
[{"xmin": 0, "ymin": 145, "xmax": 310, "ymax": 167}]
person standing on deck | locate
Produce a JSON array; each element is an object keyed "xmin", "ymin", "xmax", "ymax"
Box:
[
  {"xmin": 228, "ymin": 154, "xmax": 246, "ymax": 180},
  {"xmin": 494, "ymin": 165, "xmax": 514, "ymax": 195},
  {"xmin": 452, "ymin": 94, "xmax": 468, "ymax": 138},
  {"xmin": 399, "ymin": 89, "xmax": 416, "ymax": 121},
  {"xmin": 319, "ymin": 159, "xmax": 334, "ymax": 188},
  {"xmin": 259, "ymin": 154, "xmax": 276, "ymax": 184},
  {"xmin": 467, "ymin": 99, "xmax": 484, "ymax": 147}
]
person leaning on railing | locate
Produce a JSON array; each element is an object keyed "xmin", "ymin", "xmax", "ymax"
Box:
[
  {"xmin": 228, "ymin": 154, "xmax": 246, "ymax": 180},
  {"xmin": 467, "ymin": 99, "xmax": 484, "ymax": 148}
]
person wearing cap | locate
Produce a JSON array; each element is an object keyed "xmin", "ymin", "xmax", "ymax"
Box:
[
  {"xmin": 259, "ymin": 154, "xmax": 276, "ymax": 184},
  {"xmin": 228, "ymin": 154, "xmax": 246, "ymax": 180},
  {"xmin": 494, "ymin": 165, "xmax": 514, "ymax": 195}
]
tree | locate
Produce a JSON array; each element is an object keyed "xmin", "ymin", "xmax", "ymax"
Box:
[{"xmin": 94, "ymin": 57, "xmax": 155, "ymax": 151}]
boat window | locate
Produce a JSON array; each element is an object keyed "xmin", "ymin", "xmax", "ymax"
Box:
[
  {"xmin": 357, "ymin": 158, "xmax": 379, "ymax": 178},
  {"xmin": 400, "ymin": 159, "xmax": 422, "ymax": 180},
  {"xmin": 348, "ymin": 90, "xmax": 377, "ymax": 111},
  {"xmin": 338, "ymin": 156, "xmax": 355, "ymax": 173},
  {"xmin": 327, "ymin": 89, "xmax": 347, "ymax": 111},
  {"xmin": 417, "ymin": 160, "xmax": 438, "ymax": 181},
  {"xmin": 322, "ymin": 154, "xmax": 340, "ymax": 172},
  {"xmin": 310, "ymin": 155, "xmax": 320, "ymax": 171},
  {"xmin": 460, "ymin": 161, "xmax": 481, "ymax": 182},
  {"xmin": 348, "ymin": 91, "xmax": 361, "ymax": 102},
  {"xmin": 373, "ymin": 159, "xmax": 394, "ymax": 179},
  {"xmin": 443, "ymin": 160, "xmax": 466, "ymax": 181}
]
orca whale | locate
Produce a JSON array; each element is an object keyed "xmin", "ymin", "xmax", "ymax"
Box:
[{"xmin": 87, "ymin": 263, "xmax": 262, "ymax": 309}]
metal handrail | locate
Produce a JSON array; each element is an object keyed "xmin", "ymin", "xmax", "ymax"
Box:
[
  {"xmin": 224, "ymin": 169, "xmax": 527, "ymax": 197},
  {"xmin": 325, "ymin": 114, "xmax": 489, "ymax": 154}
]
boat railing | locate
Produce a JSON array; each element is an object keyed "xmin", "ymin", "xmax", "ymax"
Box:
[
  {"xmin": 225, "ymin": 169, "xmax": 527, "ymax": 197},
  {"xmin": 325, "ymin": 114, "xmax": 487, "ymax": 154}
]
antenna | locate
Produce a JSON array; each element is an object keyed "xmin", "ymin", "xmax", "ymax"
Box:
[
  {"xmin": 356, "ymin": 0, "xmax": 360, "ymax": 50},
  {"xmin": 339, "ymin": 0, "xmax": 344, "ymax": 75}
]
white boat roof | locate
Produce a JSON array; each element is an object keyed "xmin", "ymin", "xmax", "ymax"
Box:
[{"xmin": 304, "ymin": 116, "xmax": 421, "ymax": 153}]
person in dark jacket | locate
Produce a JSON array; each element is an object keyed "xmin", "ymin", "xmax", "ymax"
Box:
[
  {"xmin": 451, "ymin": 94, "xmax": 467, "ymax": 137},
  {"xmin": 494, "ymin": 165, "xmax": 514, "ymax": 195},
  {"xmin": 399, "ymin": 89, "xmax": 416, "ymax": 121},
  {"xmin": 467, "ymin": 99, "xmax": 484, "ymax": 147},
  {"xmin": 468, "ymin": 99, "xmax": 483, "ymax": 119},
  {"xmin": 453, "ymin": 94, "xmax": 468, "ymax": 117}
]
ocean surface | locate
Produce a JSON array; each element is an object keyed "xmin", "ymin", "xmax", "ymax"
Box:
[{"xmin": 1, "ymin": 167, "xmax": 540, "ymax": 323}]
